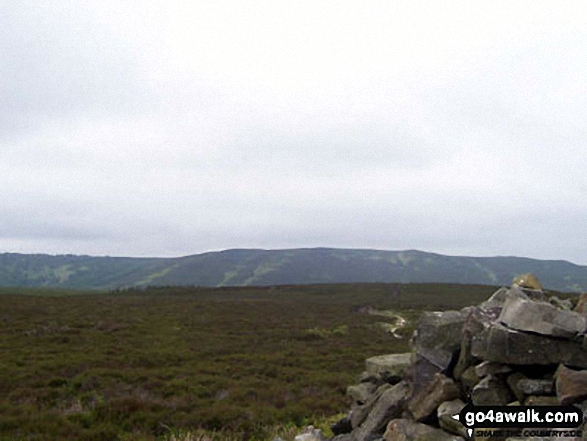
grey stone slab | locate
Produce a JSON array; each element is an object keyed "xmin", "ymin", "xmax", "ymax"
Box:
[
  {"xmin": 499, "ymin": 297, "xmax": 587, "ymax": 338},
  {"xmin": 366, "ymin": 353, "xmax": 412, "ymax": 381},
  {"xmin": 471, "ymin": 322, "xmax": 587, "ymax": 368},
  {"xmin": 352, "ymin": 381, "xmax": 409, "ymax": 441}
]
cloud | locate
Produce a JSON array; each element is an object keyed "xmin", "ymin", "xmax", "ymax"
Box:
[{"xmin": 1, "ymin": 0, "xmax": 587, "ymax": 263}]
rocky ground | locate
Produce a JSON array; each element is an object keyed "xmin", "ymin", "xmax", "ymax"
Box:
[{"xmin": 294, "ymin": 276, "xmax": 587, "ymax": 441}]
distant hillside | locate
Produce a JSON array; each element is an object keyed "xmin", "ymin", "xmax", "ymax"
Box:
[{"xmin": 0, "ymin": 248, "xmax": 586, "ymax": 292}]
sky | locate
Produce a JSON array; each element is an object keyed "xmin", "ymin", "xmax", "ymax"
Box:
[{"xmin": 1, "ymin": 1, "xmax": 587, "ymax": 263}]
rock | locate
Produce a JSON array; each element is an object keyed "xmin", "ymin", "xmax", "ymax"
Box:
[
  {"xmin": 331, "ymin": 416, "xmax": 353, "ymax": 436},
  {"xmin": 331, "ymin": 435, "xmax": 353, "ymax": 441},
  {"xmin": 408, "ymin": 374, "xmax": 460, "ymax": 422},
  {"xmin": 470, "ymin": 321, "xmax": 587, "ymax": 368},
  {"xmin": 459, "ymin": 366, "xmax": 482, "ymax": 395},
  {"xmin": 412, "ymin": 309, "xmax": 472, "ymax": 355},
  {"xmin": 409, "ymin": 347, "xmax": 454, "ymax": 397},
  {"xmin": 437, "ymin": 399, "xmax": 468, "ymax": 438},
  {"xmin": 453, "ymin": 307, "xmax": 501, "ymax": 379},
  {"xmin": 524, "ymin": 395, "xmax": 560, "ymax": 405},
  {"xmin": 574, "ymin": 398, "xmax": 587, "ymax": 413},
  {"xmin": 348, "ymin": 383, "xmax": 377, "ymax": 404},
  {"xmin": 358, "ymin": 371, "xmax": 380, "ymax": 384},
  {"xmin": 336, "ymin": 283, "xmax": 587, "ymax": 441},
  {"xmin": 550, "ymin": 296, "xmax": 573, "ymax": 310},
  {"xmin": 474, "ymin": 361, "xmax": 512, "ymax": 378},
  {"xmin": 366, "ymin": 353, "xmax": 412, "ymax": 382},
  {"xmin": 384, "ymin": 418, "xmax": 434, "ymax": 441},
  {"xmin": 383, "ymin": 418, "xmax": 464, "ymax": 441},
  {"xmin": 471, "ymin": 376, "xmax": 514, "ymax": 405},
  {"xmin": 350, "ymin": 384, "xmax": 391, "ymax": 428},
  {"xmin": 555, "ymin": 365, "xmax": 587, "ymax": 405},
  {"xmin": 294, "ymin": 426, "xmax": 326, "ymax": 441},
  {"xmin": 506, "ymin": 372, "xmax": 528, "ymax": 403},
  {"xmin": 352, "ymin": 381, "xmax": 409, "ymax": 441},
  {"xmin": 516, "ymin": 378, "xmax": 554, "ymax": 395},
  {"xmin": 498, "ymin": 297, "xmax": 586, "ymax": 338},
  {"xmin": 575, "ymin": 293, "xmax": 587, "ymax": 316},
  {"xmin": 479, "ymin": 286, "xmax": 529, "ymax": 310},
  {"xmin": 409, "ymin": 309, "xmax": 470, "ymax": 394}
]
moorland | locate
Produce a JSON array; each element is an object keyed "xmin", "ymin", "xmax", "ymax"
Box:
[{"xmin": 0, "ymin": 283, "xmax": 507, "ymax": 440}]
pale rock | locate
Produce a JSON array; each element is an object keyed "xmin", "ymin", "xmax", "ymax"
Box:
[
  {"xmin": 475, "ymin": 361, "xmax": 512, "ymax": 378},
  {"xmin": 498, "ymin": 297, "xmax": 586, "ymax": 338},
  {"xmin": 366, "ymin": 353, "xmax": 412, "ymax": 382},
  {"xmin": 294, "ymin": 426, "xmax": 326, "ymax": 441}
]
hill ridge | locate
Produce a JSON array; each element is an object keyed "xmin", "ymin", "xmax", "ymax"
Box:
[{"xmin": 0, "ymin": 248, "xmax": 586, "ymax": 292}]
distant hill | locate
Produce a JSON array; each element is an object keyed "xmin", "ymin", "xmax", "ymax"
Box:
[{"xmin": 0, "ymin": 248, "xmax": 586, "ymax": 292}]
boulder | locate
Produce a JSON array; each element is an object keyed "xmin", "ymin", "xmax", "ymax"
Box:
[
  {"xmin": 409, "ymin": 309, "xmax": 470, "ymax": 394},
  {"xmin": 409, "ymin": 347, "xmax": 454, "ymax": 397},
  {"xmin": 479, "ymin": 286, "xmax": 529, "ymax": 310},
  {"xmin": 437, "ymin": 399, "xmax": 468, "ymax": 438},
  {"xmin": 358, "ymin": 371, "xmax": 379, "ymax": 384},
  {"xmin": 350, "ymin": 384, "xmax": 391, "ymax": 428},
  {"xmin": 555, "ymin": 365, "xmax": 587, "ymax": 405},
  {"xmin": 453, "ymin": 307, "xmax": 501, "ymax": 379},
  {"xmin": 347, "ymin": 383, "xmax": 377, "ymax": 404},
  {"xmin": 516, "ymin": 378, "xmax": 554, "ymax": 396},
  {"xmin": 366, "ymin": 353, "xmax": 412, "ymax": 382},
  {"xmin": 470, "ymin": 321, "xmax": 587, "ymax": 368},
  {"xmin": 471, "ymin": 376, "xmax": 514, "ymax": 405},
  {"xmin": 505, "ymin": 372, "xmax": 528, "ymax": 403},
  {"xmin": 498, "ymin": 297, "xmax": 586, "ymax": 338},
  {"xmin": 384, "ymin": 418, "xmax": 464, "ymax": 441},
  {"xmin": 474, "ymin": 361, "xmax": 512, "ymax": 378},
  {"xmin": 412, "ymin": 309, "xmax": 472, "ymax": 355},
  {"xmin": 549, "ymin": 296, "xmax": 573, "ymax": 310},
  {"xmin": 459, "ymin": 366, "xmax": 482, "ymax": 395},
  {"xmin": 352, "ymin": 381, "xmax": 410, "ymax": 441},
  {"xmin": 408, "ymin": 374, "xmax": 460, "ymax": 422}
]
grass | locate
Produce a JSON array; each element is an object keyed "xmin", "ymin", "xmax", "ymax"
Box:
[{"xmin": 0, "ymin": 283, "xmax": 502, "ymax": 440}]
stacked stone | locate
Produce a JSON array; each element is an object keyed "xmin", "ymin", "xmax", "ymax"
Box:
[{"xmin": 327, "ymin": 276, "xmax": 587, "ymax": 441}]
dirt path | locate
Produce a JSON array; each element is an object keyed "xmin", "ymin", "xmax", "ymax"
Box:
[{"xmin": 361, "ymin": 307, "xmax": 408, "ymax": 338}]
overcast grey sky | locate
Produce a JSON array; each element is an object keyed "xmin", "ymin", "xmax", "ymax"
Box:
[{"xmin": 1, "ymin": 1, "xmax": 586, "ymax": 263}]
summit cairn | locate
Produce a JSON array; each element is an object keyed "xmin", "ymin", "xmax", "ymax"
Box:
[{"xmin": 318, "ymin": 275, "xmax": 587, "ymax": 441}]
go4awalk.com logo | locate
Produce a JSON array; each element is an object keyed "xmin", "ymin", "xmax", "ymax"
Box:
[{"xmin": 453, "ymin": 404, "xmax": 584, "ymax": 439}]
